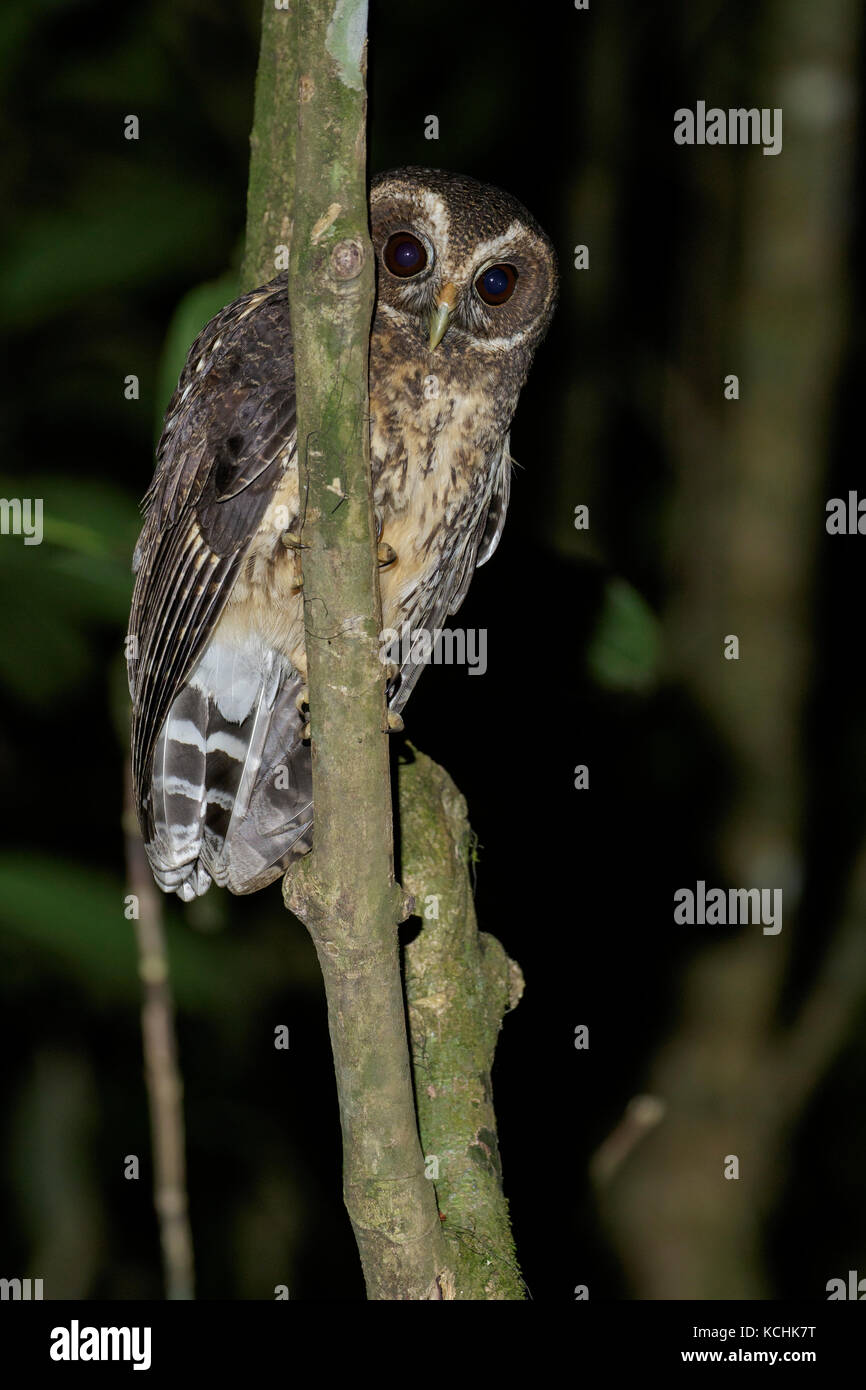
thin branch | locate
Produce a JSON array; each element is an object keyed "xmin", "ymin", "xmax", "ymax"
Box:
[
  {"xmin": 123, "ymin": 761, "xmax": 194, "ymax": 1300},
  {"xmin": 277, "ymin": 0, "xmax": 451, "ymax": 1298},
  {"xmin": 589, "ymin": 1096, "xmax": 666, "ymax": 1189}
]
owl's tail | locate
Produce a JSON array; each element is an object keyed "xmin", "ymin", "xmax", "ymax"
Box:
[{"xmin": 144, "ymin": 638, "xmax": 313, "ymax": 899}]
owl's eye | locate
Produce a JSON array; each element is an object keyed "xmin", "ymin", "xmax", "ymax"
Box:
[
  {"xmin": 383, "ymin": 232, "xmax": 428, "ymax": 278},
  {"xmin": 475, "ymin": 263, "xmax": 518, "ymax": 306}
]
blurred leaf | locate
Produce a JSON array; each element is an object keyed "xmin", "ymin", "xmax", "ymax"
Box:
[
  {"xmin": 0, "ymin": 565, "xmax": 92, "ymax": 702},
  {"xmin": 45, "ymin": 550, "xmax": 134, "ymax": 623},
  {"xmin": 0, "ymin": 852, "xmax": 297, "ymax": 1015},
  {"xmin": 0, "ymin": 163, "xmax": 230, "ymax": 327},
  {"xmin": 0, "ymin": 475, "xmax": 139, "ymax": 701},
  {"xmin": 0, "ymin": 475, "xmax": 140, "ymax": 555},
  {"xmin": 587, "ymin": 577, "xmax": 661, "ymax": 693},
  {"xmin": 0, "ymin": 855, "xmax": 139, "ymax": 1006}
]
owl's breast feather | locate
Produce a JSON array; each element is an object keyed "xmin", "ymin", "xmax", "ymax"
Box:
[
  {"xmin": 370, "ymin": 367, "xmax": 503, "ymax": 627},
  {"xmin": 213, "ymin": 358, "xmax": 505, "ymax": 660}
]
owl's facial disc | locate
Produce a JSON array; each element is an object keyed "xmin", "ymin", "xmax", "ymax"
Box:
[{"xmin": 370, "ymin": 169, "xmax": 558, "ymax": 353}]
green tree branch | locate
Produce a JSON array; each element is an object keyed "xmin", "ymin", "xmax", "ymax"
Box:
[
  {"xmin": 241, "ymin": 3, "xmax": 297, "ymax": 292},
  {"xmin": 248, "ymin": 0, "xmax": 451, "ymax": 1299},
  {"xmin": 242, "ymin": 0, "xmax": 523, "ymax": 1300},
  {"xmin": 400, "ymin": 749, "xmax": 526, "ymax": 1299}
]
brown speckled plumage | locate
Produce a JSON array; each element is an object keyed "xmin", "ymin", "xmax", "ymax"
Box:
[{"xmin": 128, "ymin": 167, "xmax": 558, "ymax": 898}]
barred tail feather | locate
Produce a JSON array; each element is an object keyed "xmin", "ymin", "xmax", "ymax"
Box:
[
  {"xmin": 145, "ymin": 638, "xmax": 313, "ymax": 900},
  {"xmin": 148, "ymin": 683, "xmax": 211, "ymax": 899}
]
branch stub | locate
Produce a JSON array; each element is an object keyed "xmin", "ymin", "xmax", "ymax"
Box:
[{"xmin": 331, "ymin": 237, "xmax": 365, "ymax": 281}]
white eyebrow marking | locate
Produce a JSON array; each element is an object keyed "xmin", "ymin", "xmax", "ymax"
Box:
[
  {"xmin": 374, "ymin": 182, "xmax": 451, "ymax": 258},
  {"xmin": 452, "ymin": 326, "xmax": 532, "ymax": 350},
  {"xmin": 455, "ymin": 220, "xmax": 524, "ymax": 275},
  {"xmin": 417, "ymin": 189, "xmax": 450, "ymax": 255}
]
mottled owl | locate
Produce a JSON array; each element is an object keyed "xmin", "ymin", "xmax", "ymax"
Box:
[{"xmin": 128, "ymin": 167, "xmax": 558, "ymax": 899}]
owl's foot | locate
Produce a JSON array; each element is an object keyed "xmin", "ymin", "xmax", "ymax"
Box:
[
  {"xmin": 377, "ymin": 541, "xmax": 397, "ymax": 568},
  {"xmin": 387, "ymin": 711, "xmax": 404, "ymax": 732},
  {"xmin": 282, "ymin": 529, "xmax": 305, "ymax": 596},
  {"xmin": 296, "ymin": 686, "xmax": 311, "ymax": 741}
]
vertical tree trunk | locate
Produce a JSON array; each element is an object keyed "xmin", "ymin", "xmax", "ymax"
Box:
[{"xmin": 276, "ymin": 0, "xmax": 450, "ymax": 1299}]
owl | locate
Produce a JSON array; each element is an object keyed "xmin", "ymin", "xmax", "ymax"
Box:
[{"xmin": 128, "ymin": 167, "xmax": 558, "ymax": 899}]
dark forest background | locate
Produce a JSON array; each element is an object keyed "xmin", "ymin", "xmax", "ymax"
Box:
[{"xmin": 0, "ymin": 0, "xmax": 864, "ymax": 1300}]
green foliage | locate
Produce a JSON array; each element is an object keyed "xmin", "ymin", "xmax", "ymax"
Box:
[
  {"xmin": 586, "ymin": 577, "xmax": 662, "ymax": 693},
  {"xmin": 0, "ymin": 850, "xmax": 313, "ymax": 1014},
  {"xmin": 0, "ymin": 271, "xmax": 237, "ymax": 708},
  {"xmin": 0, "ymin": 164, "xmax": 231, "ymax": 330},
  {"xmin": 0, "ymin": 475, "xmax": 139, "ymax": 705},
  {"xmin": 0, "ymin": 854, "xmax": 140, "ymax": 1006}
]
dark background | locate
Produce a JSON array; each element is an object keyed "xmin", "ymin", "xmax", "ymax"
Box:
[{"xmin": 0, "ymin": 0, "xmax": 864, "ymax": 1300}]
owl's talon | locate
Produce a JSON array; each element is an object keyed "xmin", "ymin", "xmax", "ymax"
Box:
[
  {"xmin": 301, "ymin": 721, "xmax": 311, "ymax": 741},
  {"xmin": 377, "ymin": 541, "xmax": 397, "ymax": 568},
  {"xmin": 387, "ymin": 711, "xmax": 404, "ymax": 732},
  {"xmin": 295, "ymin": 686, "xmax": 309, "ymax": 715},
  {"xmin": 281, "ymin": 530, "xmax": 304, "ymax": 549}
]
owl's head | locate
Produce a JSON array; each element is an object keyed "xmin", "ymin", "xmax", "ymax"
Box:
[{"xmin": 370, "ymin": 167, "xmax": 558, "ymax": 360}]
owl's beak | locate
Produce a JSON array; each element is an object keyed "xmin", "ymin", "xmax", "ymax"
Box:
[{"xmin": 429, "ymin": 281, "xmax": 457, "ymax": 350}]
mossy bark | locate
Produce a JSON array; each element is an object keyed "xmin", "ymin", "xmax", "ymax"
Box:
[
  {"xmin": 399, "ymin": 749, "xmax": 526, "ymax": 1299},
  {"xmin": 241, "ymin": 3, "xmax": 297, "ymax": 293},
  {"xmin": 276, "ymin": 0, "xmax": 450, "ymax": 1299}
]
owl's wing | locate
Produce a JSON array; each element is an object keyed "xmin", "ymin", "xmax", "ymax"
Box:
[
  {"xmin": 475, "ymin": 433, "xmax": 512, "ymax": 569},
  {"xmin": 441, "ymin": 433, "xmax": 512, "ymax": 618},
  {"xmin": 388, "ymin": 435, "xmax": 512, "ymax": 715},
  {"xmin": 128, "ymin": 275, "xmax": 295, "ymax": 809}
]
